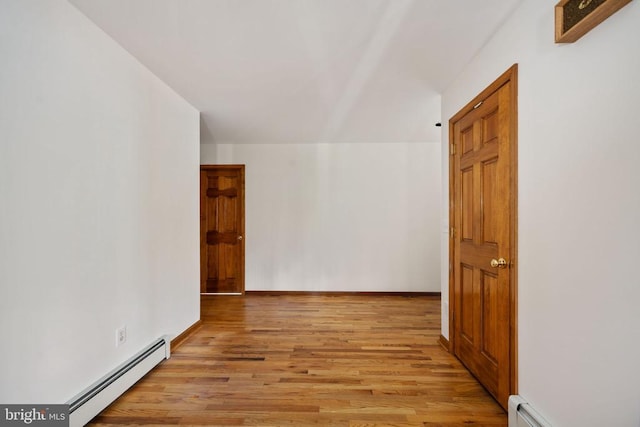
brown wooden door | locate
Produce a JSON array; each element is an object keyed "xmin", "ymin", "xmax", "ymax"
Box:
[
  {"xmin": 200, "ymin": 165, "xmax": 245, "ymax": 294},
  {"xmin": 449, "ymin": 66, "xmax": 517, "ymax": 410}
]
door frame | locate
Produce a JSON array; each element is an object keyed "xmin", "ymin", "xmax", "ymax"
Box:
[
  {"xmin": 448, "ymin": 64, "xmax": 518, "ymax": 399},
  {"xmin": 200, "ymin": 164, "xmax": 246, "ymax": 295}
]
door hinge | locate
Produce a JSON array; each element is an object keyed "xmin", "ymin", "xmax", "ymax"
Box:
[
  {"xmin": 450, "ymin": 143, "xmax": 456, "ymax": 155},
  {"xmin": 450, "ymin": 227, "xmax": 455, "ymax": 238}
]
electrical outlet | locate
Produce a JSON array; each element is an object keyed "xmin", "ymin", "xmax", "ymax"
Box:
[{"xmin": 115, "ymin": 326, "xmax": 127, "ymax": 347}]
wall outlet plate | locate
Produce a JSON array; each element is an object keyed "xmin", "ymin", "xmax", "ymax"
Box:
[{"xmin": 116, "ymin": 326, "xmax": 127, "ymax": 347}]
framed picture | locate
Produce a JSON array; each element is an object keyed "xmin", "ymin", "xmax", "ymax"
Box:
[{"xmin": 555, "ymin": 0, "xmax": 632, "ymax": 43}]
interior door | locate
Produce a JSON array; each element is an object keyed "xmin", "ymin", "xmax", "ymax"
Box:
[
  {"xmin": 200, "ymin": 165, "xmax": 245, "ymax": 294},
  {"xmin": 449, "ymin": 65, "xmax": 517, "ymax": 410}
]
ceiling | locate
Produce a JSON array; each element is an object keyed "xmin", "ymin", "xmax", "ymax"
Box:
[{"xmin": 69, "ymin": 0, "xmax": 522, "ymax": 144}]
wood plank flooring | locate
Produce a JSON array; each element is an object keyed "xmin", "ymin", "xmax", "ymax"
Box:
[{"xmin": 89, "ymin": 294, "xmax": 507, "ymax": 426}]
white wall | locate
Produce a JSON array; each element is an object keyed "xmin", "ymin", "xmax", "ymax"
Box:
[
  {"xmin": 441, "ymin": 1, "xmax": 640, "ymax": 426},
  {"xmin": 202, "ymin": 142, "xmax": 441, "ymax": 292},
  {"xmin": 0, "ymin": 1, "xmax": 200, "ymax": 403}
]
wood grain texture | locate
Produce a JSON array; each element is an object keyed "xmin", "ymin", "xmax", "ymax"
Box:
[
  {"xmin": 89, "ymin": 294, "xmax": 506, "ymax": 426},
  {"xmin": 449, "ymin": 65, "xmax": 518, "ymax": 410},
  {"xmin": 170, "ymin": 320, "xmax": 203, "ymax": 351},
  {"xmin": 555, "ymin": 0, "xmax": 632, "ymax": 43},
  {"xmin": 200, "ymin": 165, "xmax": 245, "ymax": 294},
  {"xmin": 439, "ymin": 335, "xmax": 450, "ymax": 352}
]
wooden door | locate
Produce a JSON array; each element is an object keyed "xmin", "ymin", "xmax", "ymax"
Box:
[
  {"xmin": 449, "ymin": 65, "xmax": 517, "ymax": 410},
  {"xmin": 200, "ymin": 165, "xmax": 245, "ymax": 294}
]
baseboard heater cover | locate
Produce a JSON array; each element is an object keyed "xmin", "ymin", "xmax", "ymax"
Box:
[
  {"xmin": 66, "ymin": 336, "xmax": 171, "ymax": 427},
  {"xmin": 508, "ymin": 395, "xmax": 552, "ymax": 427}
]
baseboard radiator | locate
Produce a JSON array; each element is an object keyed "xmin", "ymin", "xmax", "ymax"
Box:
[
  {"xmin": 509, "ymin": 395, "xmax": 552, "ymax": 427},
  {"xmin": 66, "ymin": 336, "xmax": 171, "ymax": 427}
]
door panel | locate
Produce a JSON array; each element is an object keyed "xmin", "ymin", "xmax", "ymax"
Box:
[
  {"xmin": 482, "ymin": 159, "xmax": 498, "ymax": 244},
  {"xmin": 482, "ymin": 271, "xmax": 499, "ymax": 361},
  {"xmin": 200, "ymin": 165, "xmax": 245, "ymax": 294},
  {"xmin": 461, "ymin": 168, "xmax": 474, "ymax": 240},
  {"xmin": 450, "ymin": 65, "xmax": 517, "ymax": 410},
  {"xmin": 460, "ymin": 264, "xmax": 475, "ymax": 342}
]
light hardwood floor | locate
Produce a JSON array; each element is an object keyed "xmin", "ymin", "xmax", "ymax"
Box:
[{"xmin": 89, "ymin": 294, "xmax": 507, "ymax": 426}]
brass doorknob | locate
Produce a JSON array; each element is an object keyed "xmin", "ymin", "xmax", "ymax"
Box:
[{"xmin": 490, "ymin": 258, "xmax": 508, "ymax": 268}]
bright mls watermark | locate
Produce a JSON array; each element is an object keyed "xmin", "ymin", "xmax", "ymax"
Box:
[{"xmin": 0, "ymin": 405, "xmax": 68, "ymax": 426}]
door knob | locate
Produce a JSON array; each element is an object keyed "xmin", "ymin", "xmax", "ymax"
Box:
[
  {"xmin": 238, "ymin": 235, "xmax": 243, "ymax": 240},
  {"xmin": 490, "ymin": 258, "xmax": 508, "ymax": 268}
]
